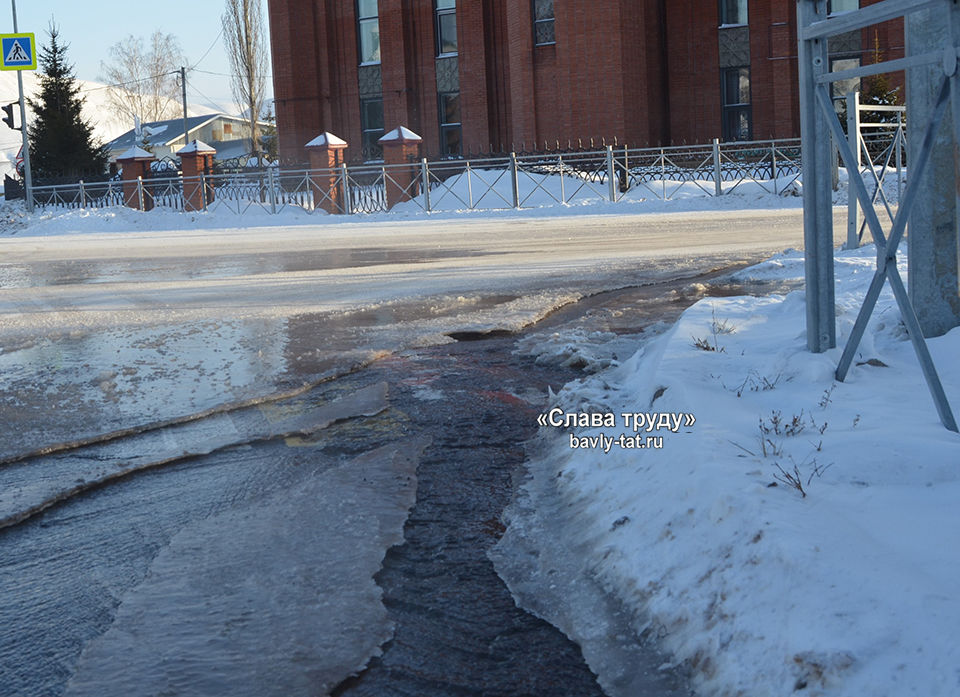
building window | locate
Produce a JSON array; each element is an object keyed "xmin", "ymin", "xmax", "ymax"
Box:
[
  {"xmin": 721, "ymin": 66, "xmax": 752, "ymax": 141},
  {"xmin": 719, "ymin": 0, "xmax": 748, "ymax": 25},
  {"xmin": 830, "ymin": 56, "xmax": 861, "ymax": 110},
  {"xmin": 357, "ymin": 0, "xmax": 380, "ymax": 64},
  {"xmin": 438, "ymin": 92, "xmax": 462, "ymax": 157},
  {"xmin": 534, "ymin": 0, "xmax": 555, "ymax": 45},
  {"xmin": 828, "ymin": 0, "xmax": 858, "ymax": 14},
  {"xmin": 435, "ymin": 0, "xmax": 457, "ymax": 56},
  {"xmin": 360, "ymin": 97, "xmax": 385, "ymax": 160}
]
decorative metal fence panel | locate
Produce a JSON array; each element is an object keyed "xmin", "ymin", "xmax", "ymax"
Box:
[{"xmin": 28, "ymin": 136, "xmax": 865, "ymax": 218}]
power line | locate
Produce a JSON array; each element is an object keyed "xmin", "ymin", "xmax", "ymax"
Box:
[
  {"xmin": 193, "ymin": 68, "xmax": 273, "ymax": 80},
  {"xmin": 78, "ymin": 70, "xmax": 181, "ymax": 94},
  {"xmin": 189, "ymin": 26, "xmax": 225, "ymax": 71},
  {"xmin": 186, "ymin": 81, "xmax": 235, "ymax": 115}
]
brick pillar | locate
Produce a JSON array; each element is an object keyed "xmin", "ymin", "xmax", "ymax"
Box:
[
  {"xmin": 379, "ymin": 127, "xmax": 422, "ymax": 210},
  {"xmin": 177, "ymin": 140, "xmax": 217, "ymax": 211},
  {"xmin": 115, "ymin": 146, "xmax": 156, "ymax": 211},
  {"xmin": 305, "ymin": 132, "xmax": 348, "ymax": 214}
]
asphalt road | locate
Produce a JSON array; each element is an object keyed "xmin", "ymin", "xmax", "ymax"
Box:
[{"xmin": 0, "ymin": 209, "xmax": 820, "ymax": 696}]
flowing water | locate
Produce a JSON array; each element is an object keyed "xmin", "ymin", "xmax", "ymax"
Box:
[{"xmin": 0, "ymin": 265, "xmax": 793, "ymax": 696}]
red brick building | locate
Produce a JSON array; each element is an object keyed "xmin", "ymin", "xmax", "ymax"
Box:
[{"xmin": 267, "ymin": 0, "xmax": 904, "ymax": 163}]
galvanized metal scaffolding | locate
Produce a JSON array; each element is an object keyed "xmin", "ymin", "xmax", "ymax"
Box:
[{"xmin": 798, "ymin": 0, "xmax": 958, "ymax": 432}]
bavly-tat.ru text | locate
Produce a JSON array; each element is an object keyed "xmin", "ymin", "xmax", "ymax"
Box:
[{"xmin": 536, "ymin": 408, "xmax": 696, "ymax": 453}]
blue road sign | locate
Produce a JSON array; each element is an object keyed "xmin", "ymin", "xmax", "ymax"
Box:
[{"xmin": 0, "ymin": 33, "xmax": 36, "ymax": 71}]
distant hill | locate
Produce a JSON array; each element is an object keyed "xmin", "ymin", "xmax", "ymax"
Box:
[{"xmin": 0, "ymin": 72, "xmax": 222, "ymax": 181}]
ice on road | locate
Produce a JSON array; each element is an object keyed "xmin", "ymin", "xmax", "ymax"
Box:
[
  {"xmin": 63, "ymin": 437, "xmax": 430, "ymax": 697},
  {"xmin": 0, "ymin": 210, "xmax": 817, "ymax": 460},
  {"xmin": 0, "ymin": 382, "xmax": 390, "ymax": 531}
]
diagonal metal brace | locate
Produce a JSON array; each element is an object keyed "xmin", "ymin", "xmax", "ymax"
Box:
[{"xmin": 814, "ymin": 79, "xmax": 959, "ymax": 432}]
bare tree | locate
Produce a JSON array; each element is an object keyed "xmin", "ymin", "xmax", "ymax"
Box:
[
  {"xmin": 100, "ymin": 31, "xmax": 185, "ymax": 124},
  {"xmin": 223, "ymin": 0, "xmax": 269, "ymax": 158}
]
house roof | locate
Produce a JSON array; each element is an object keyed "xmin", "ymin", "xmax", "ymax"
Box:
[{"xmin": 105, "ymin": 114, "xmax": 262, "ymax": 151}]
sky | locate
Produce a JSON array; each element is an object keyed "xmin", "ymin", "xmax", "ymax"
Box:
[{"xmin": 0, "ymin": 0, "xmax": 272, "ymax": 116}]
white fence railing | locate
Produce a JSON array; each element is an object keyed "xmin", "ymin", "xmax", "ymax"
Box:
[
  {"xmin": 845, "ymin": 91, "xmax": 907, "ymax": 249},
  {"xmin": 26, "ymin": 136, "xmax": 859, "ymax": 217}
]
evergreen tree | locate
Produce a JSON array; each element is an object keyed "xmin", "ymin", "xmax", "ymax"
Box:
[
  {"xmin": 259, "ymin": 103, "xmax": 278, "ymax": 162},
  {"xmin": 27, "ymin": 23, "xmax": 108, "ymax": 179},
  {"xmin": 861, "ymin": 31, "xmax": 903, "ymax": 119}
]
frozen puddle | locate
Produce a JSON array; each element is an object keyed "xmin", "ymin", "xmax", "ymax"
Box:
[
  {"xmin": 64, "ymin": 436, "xmax": 429, "ymax": 697},
  {"xmin": 0, "ymin": 383, "xmax": 390, "ymax": 530}
]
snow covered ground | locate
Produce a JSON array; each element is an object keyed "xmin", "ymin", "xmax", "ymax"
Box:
[
  {"xmin": 2, "ymin": 173, "xmax": 952, "ymax": 697},
  {"xmin": 504, "ymin": 245, "xmax": 960, "ymax": 697}
]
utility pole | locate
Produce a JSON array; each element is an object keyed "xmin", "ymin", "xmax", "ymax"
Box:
[
  {"xmin": 181, "ymin": 66, "xmax": 188, "ymax": 147},
  {"xmin": 11, "ymin": 0, "xmax": 33, "ymax": 212}
]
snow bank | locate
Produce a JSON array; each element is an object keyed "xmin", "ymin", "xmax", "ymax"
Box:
[
  {"xmin": 391, "ymin": 167, "xmax": 806, "ymax": 216},
  {"xmin": 514, "ymin": 245, "xmax": 960, "ymax": 696}
]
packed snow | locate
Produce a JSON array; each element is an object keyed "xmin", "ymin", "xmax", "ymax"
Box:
[{"xmin": 502, "ymin": 244, "xmax": 960, "ymax": 697}]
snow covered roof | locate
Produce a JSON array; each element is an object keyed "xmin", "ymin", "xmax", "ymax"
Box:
[
  {"xmin": 106, "ymin": 114, "xmax": 269, "ymax": 151},
  {"xmin": 115, "ymin": 145, "xmax": 154, "ymax": 161},
  {"xmin": 305, "ymin": 132, "xmax": 348, "ymax": 148},
  {"xmin": 176, "ymin": 139, "xmax": 217, "ymax": 155},
  {"xmin": 379, "ymin": 126, "xmax": 422, "ymax": 143}
]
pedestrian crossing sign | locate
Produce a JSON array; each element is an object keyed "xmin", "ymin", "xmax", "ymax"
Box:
[{"xmin": 0, "ymin": 33, "xmax": 36, "ymax": 71}]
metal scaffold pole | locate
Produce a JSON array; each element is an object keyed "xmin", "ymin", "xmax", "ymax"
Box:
[
  {"xmin": 797, "ymin": 0, "xmax": 958, "ymax": 432},
  {"xmin": 797, "ymin": 0, "xmax": 835, "ymax": 353}
]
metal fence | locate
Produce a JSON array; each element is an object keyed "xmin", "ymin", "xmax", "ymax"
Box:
[
  {"xmin": 844, "ymin": 91, "xmax": 907, "ymax": 249},
  {"xmin": 28, "ymin": 137, "xmax": 818, "ymax": 217}
]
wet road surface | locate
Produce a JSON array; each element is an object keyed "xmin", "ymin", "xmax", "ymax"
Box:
[
  {"xmin": 0, "ymin": 211, "xmax": 808, "ymax": 695},
  {"xmin": 0, "ymin": 267, "xmax": 796, "ymax": 696}
]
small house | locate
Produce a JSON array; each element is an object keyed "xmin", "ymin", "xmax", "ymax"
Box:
[{"xmin": 105, "ymin": 114, "xmax": 270, "ymax": 163}]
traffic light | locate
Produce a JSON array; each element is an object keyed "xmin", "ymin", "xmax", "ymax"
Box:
[{"xmin": 1, "ymin": 102, "xmax": 19, "ymax": 131}]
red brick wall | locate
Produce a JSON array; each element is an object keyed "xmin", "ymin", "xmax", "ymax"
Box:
[
  {"xmin": 759, "ymin": 0, "xmax": 800, "ymax": 139},
  {"xmin": 410, "ymin": 0, "xmax": 441, "ymax": 156},
  {"xmin": 626, "ymin": 0, "xmax": 669, "ymax": 146},
  {"xmin": 380, "ymin": 0, "xmax": 412, "ymax": 138},
  {"xmin": 458, "ymin": 1, "xmax": 491, "ymax": 154},
  {"xmin": 664, "ymin": 0, "xmax": 722, "ymax": 144},
  {"xmin": 554, "ymin": 1, "xmax": 626, "ymax": 148},
  {"xmin": 481, "ymin": 0, "xmax": 513, "ymax": 152},
  {"xmin": 268, "ymin": 0, "xmax": 325, "ymax": 162},
  {"xmin": 327, "ymin": 2, "xmax": 362, "ymax": 152},
  {"xmin": 504, "ymin": 1, "xmax": 536, "ymax": 149},
  {"xmin": 268, "ymin": 0, "xmax": 906, "ymax": 161}
]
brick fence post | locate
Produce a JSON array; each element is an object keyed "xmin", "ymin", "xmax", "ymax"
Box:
[
  {"xmin": 177, "ymin": 140, "xmax": 217, "ymax": 211},
  {"xmin": 379, "ymin": 127, "xmax": 423, "ymax": 210},
  {"xmin": 115, "ymin": 146, "xmax": 156, "ymax": 211},
  {"xmin": 305, "ymin": 132, "xmax": 348, "ymax": 213}
]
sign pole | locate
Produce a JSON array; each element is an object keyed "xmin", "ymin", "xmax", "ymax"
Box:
[{"xmin": 10, "ymin": 0, "xmax": 32, "ymax": 212}]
